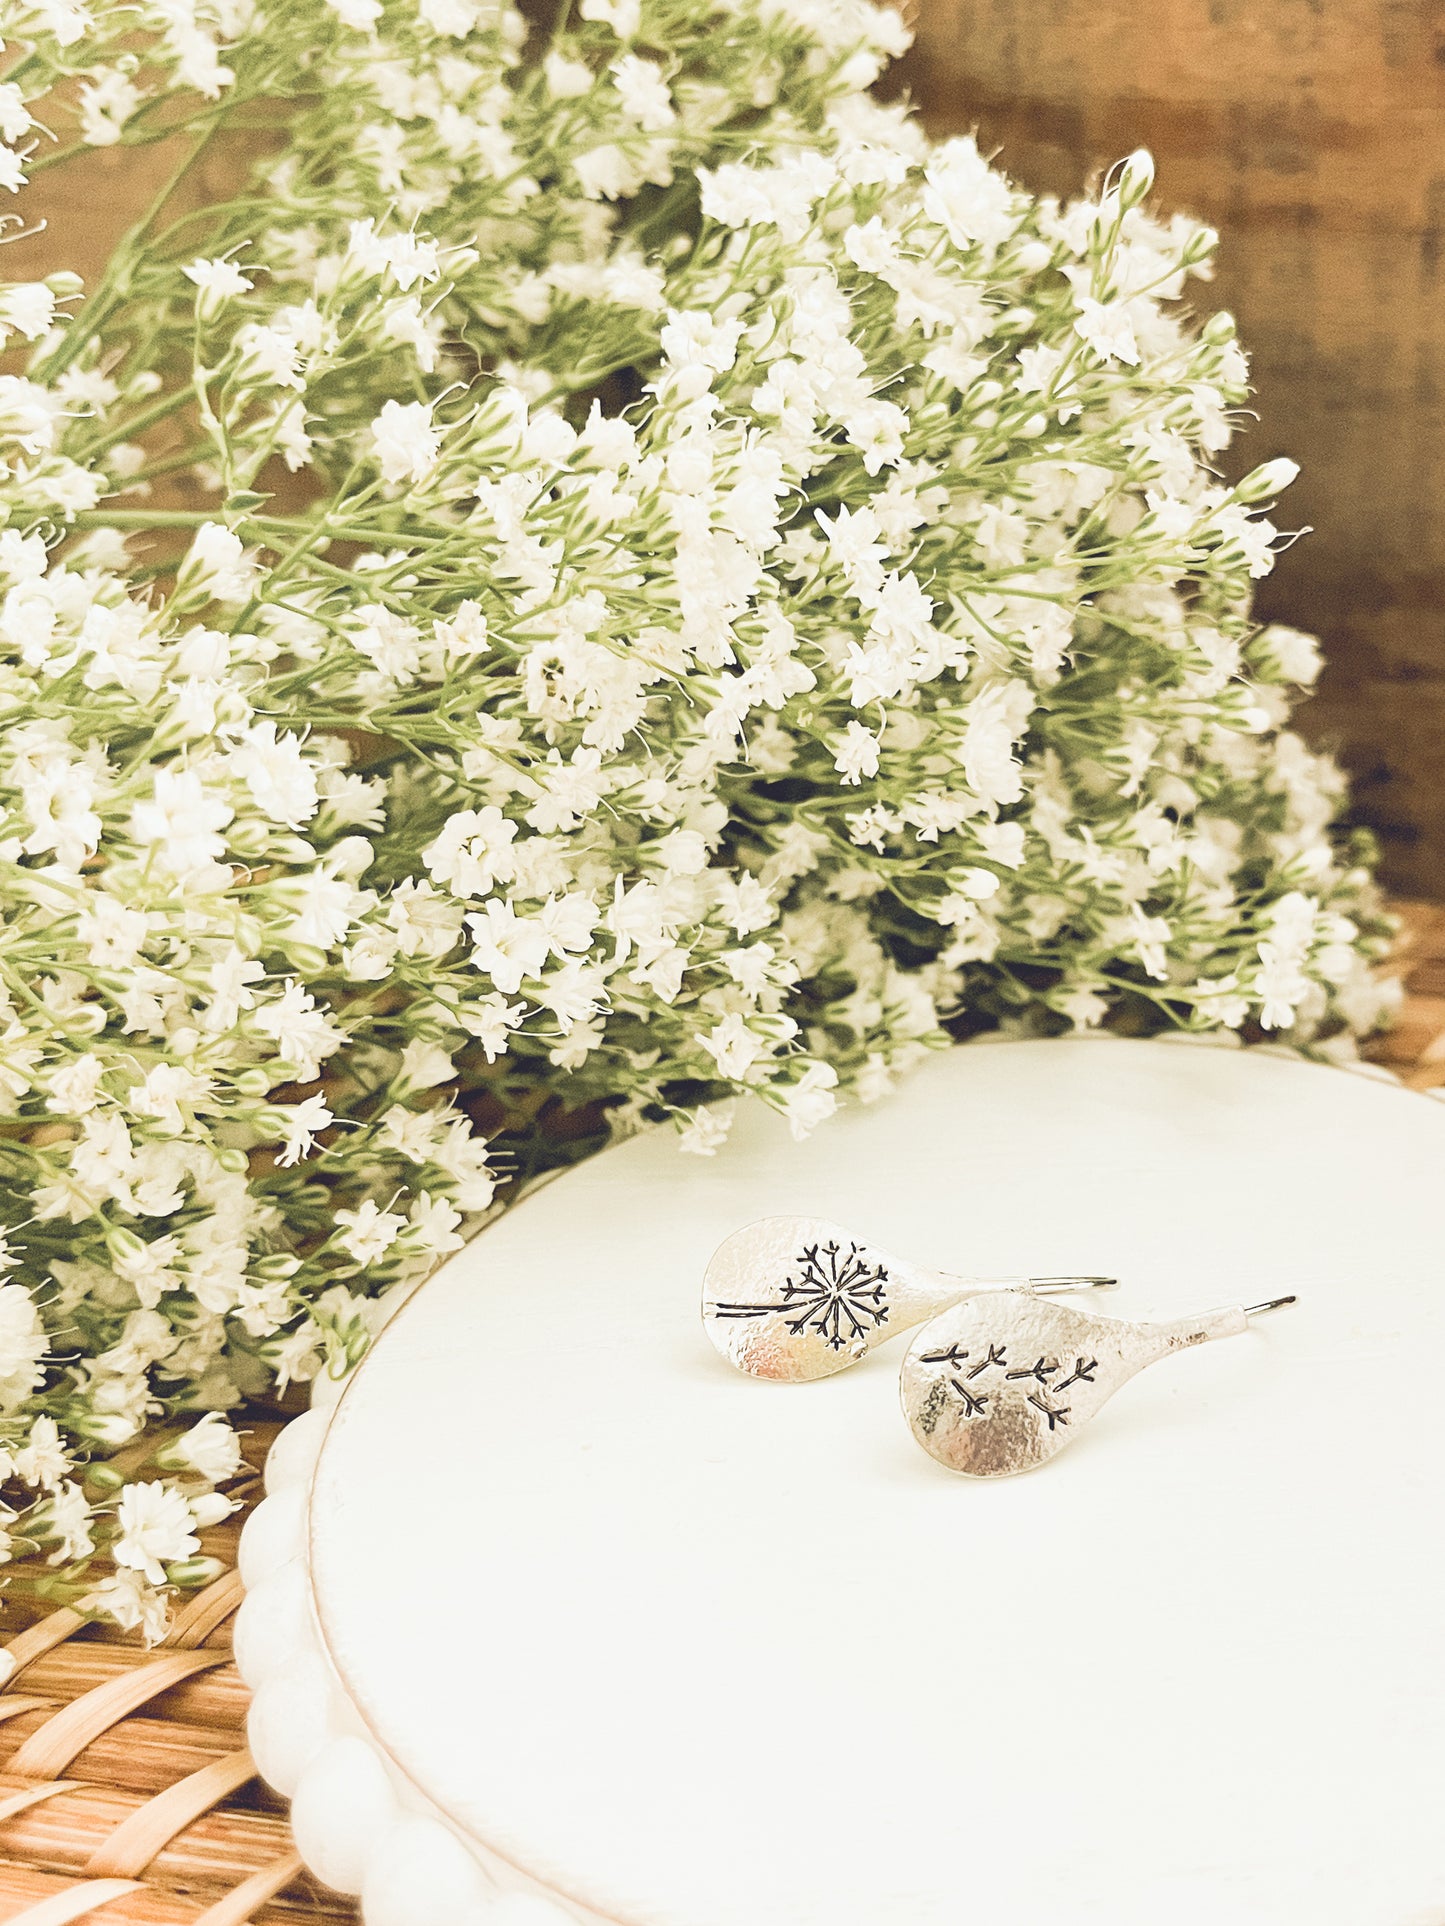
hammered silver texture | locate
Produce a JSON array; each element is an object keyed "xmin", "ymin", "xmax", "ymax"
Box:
[{"xmin": 899, "ymin": 1291, "xmax": 1248, "ymax": 1477}]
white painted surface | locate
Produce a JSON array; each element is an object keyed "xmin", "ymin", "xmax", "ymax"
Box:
[{"xmin": 307, "ymin": 1039, "xmax": 1445, "ymax": 1926}]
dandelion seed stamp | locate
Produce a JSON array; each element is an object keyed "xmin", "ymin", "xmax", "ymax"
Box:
[{"xmin": 899, "ymin": 1290, "xmax": 1292, "ymax": 1477}]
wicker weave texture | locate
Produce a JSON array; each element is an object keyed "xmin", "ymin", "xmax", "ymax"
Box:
[
  {"xmin": 0, "ymin": 903, "xmax": 1440, "ymax": 1926},
  {"xmin": 0, "ymin": 1418, "xmax": 353, "ymax": 1925}
]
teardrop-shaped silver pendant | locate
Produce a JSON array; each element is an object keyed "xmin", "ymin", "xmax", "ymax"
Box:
[
  {"xmin": 703, "ymin": 1216, "xmax": 1115, "ymax": 1383},
  {"xmin": 900, "ymin": 1289, "xmax": 1295, "ymax": 1477}
]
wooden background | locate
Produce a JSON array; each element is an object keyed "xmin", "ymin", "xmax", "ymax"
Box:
[{"xmin": 897, "ymin": 0, "xmax": 1445, "ymax": 897}]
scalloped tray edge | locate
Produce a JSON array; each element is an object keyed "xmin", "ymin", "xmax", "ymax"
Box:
[{"xmin": 235, "ymin": 1379, "xmax": 601, "ymax": 1926}]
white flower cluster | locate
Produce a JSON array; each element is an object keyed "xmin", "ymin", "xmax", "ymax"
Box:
[{"xmin": 0, "ymin": 0, "xmax": 1392, "ymax": 1626}]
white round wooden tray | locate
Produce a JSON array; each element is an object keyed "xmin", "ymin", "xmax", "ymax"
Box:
[{"xmin": 236, "ymin": 1037, "xmax": 1445, "ymax": 1926}]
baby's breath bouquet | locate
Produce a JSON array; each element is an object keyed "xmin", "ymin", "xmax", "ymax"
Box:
[{"xmin": 0, "ymin": 0, "xmax": 1393, "ymax": 1630}]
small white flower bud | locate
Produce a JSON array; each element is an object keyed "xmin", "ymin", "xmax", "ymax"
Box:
[
  {"xmin": 1236, "ymin": 457, "xmax": 1299, "ymax": 503},
  {"xmin": 1117, "ymin": 148, "xmax": 1156, "ymax": 207},
  {"xmin": 189, "ymin": 1491, "xmax": 237, "ymax": 1529}
]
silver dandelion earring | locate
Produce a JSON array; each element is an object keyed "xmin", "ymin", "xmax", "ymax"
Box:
[
  {"xmin": 702, "ymin": 1216, "xmax": 1116, "ymax": 1383},
  {"xmin": 899, "ymin": 1288, "xmax": 1298, "ymax": 1477}
]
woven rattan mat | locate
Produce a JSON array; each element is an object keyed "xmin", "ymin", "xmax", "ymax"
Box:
[{"xmin": 0, "ymin": 899, "xmax": 1441, "ymax": 1926}]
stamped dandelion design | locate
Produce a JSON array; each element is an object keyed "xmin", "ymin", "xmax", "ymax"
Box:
[
  {"xmin": 705, "ymin": 1221, "xmax": 1297, "ymax": 1471},
  {"xmin": 711, "ymin": 1238, "xmax": 891, "ymax": 1352}
]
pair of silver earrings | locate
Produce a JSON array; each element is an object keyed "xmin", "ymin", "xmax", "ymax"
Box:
[{"xmin": 702, "ymin": 1216, "xmax": 1295, "ymax": 1478}]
